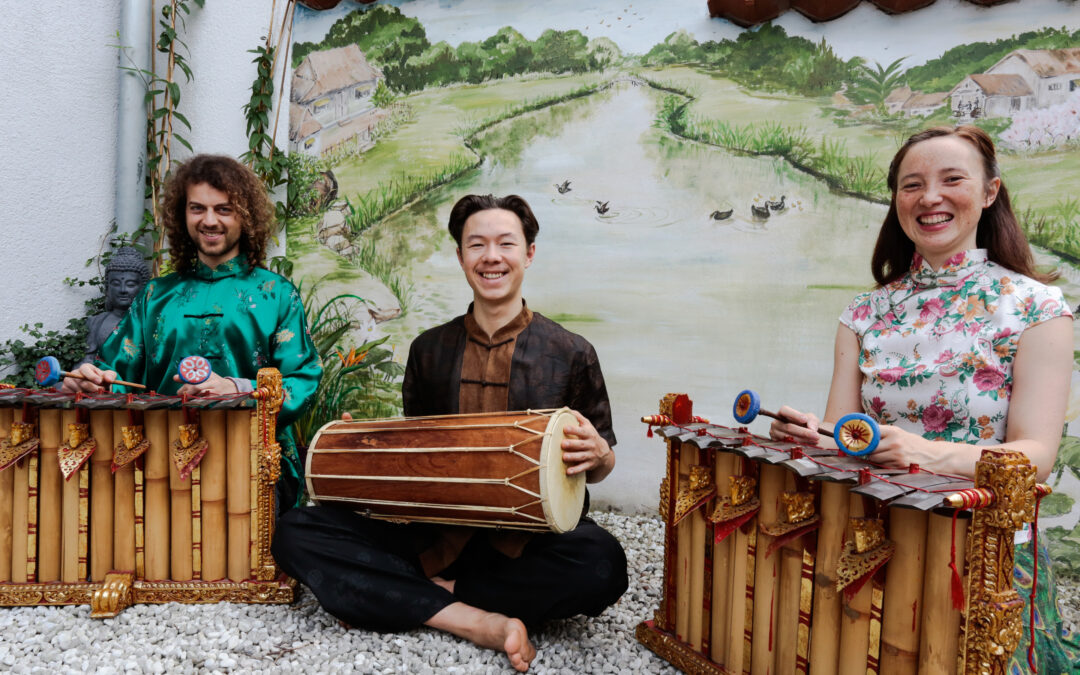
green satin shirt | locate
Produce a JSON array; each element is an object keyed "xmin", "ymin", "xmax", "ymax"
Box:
[{"xmin": 96, "ymin": 255, "xmax": 322, "ymax": 505}]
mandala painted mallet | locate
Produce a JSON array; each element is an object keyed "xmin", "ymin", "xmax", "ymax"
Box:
[
  {"xmin": 35, "ymin": 356, "xmax": 147, "ymax": 390},
  {"xmin": 176, "ymin": 355, "xmax": 212, "ymax": 385},
  {"xmin": 732, "ymin": 389, "xmax": 880, "ymax": 456}
]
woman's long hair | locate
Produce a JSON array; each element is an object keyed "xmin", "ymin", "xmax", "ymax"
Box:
[{"xmin": 870, "ymin": 125, "xmax": 1053, "ymax": 286}]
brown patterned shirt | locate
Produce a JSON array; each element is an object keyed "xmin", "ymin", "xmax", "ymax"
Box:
[{"xmin": 459, "ymin": 303, "xmax": 533, "ymax": 413}]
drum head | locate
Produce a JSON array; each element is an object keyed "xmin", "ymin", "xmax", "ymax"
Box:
[{"xmin": 539, "ymin": 408, "xmax": 587, "ymax": 533}]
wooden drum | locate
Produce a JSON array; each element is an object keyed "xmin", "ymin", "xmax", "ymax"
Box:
[{"xmin": 306, "ymin": 408, "xmax": 586, "ymax": 533}]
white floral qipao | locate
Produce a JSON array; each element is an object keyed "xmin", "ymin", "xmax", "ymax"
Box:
[{"xmin": 840, "ymin": 249, "xmax": 1072, "ymax": 444}]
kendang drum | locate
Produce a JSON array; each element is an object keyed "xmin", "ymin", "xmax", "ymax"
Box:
[
  {"xmin": 306, "ymin": 409, "xmax": 585, "ymax": 533},
  {"xmin": 0, "ymin": 369, "xmax": 294, "ymax": 617},
  {"xmin": 637, "ymin": 393, "xmax": 1048, "ymax": 675}
]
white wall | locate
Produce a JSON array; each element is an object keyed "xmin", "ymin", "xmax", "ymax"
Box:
[{"xmin": 0, "ymin": 1, "xmax": 290, "ymax": 369}]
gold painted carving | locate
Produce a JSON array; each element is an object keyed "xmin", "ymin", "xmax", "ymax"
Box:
[
  {"xmin": 255, "ymin": 368, "xmax": 283, "ymax": 581},
  {"xmin": 688, "ymin": 464, "xmax": 711, "ymax": 491},
  {"xmin": 170, "ymin": 423, "xmax": 208, "ymax": 481},
  {"xmin": 959, "ymin": 448, "xmax": 1037, "ymax": 674},
  {"xmin": 850, "ymin": 516, "xmax": 885, "ymax": 554},
  {"xmin": 636, "ymin": 621, "xmax": 727, "ymax": 675},
  {"xmin": 780, "ymin": 491, "xmax": 815, "ymax": 524},
  {"xmin": 58, "ymin": 423, "xmax": 96, "ymax": 480},
  {"xmin": 91, "ymin": 573, "xmax": 134, "ymax": 618},
  {"xmin": 0, "ymin": 421, "xmax": 39, "ymax": 470},
  {"xmin": 113, "ymin": 425, "xmax": 150, "ymax": 470},
  {"xmin": 730, "ymin": 474, "xmax": 756, "ymax": 506},
  {"xmin": 761, "ymin": 489, "xmax": 819, "ymax": 537},
  {"xmin": 658, "ymin": 393, "xmax": 683, "ymax": 420},
  {"xmin": 836, "ymin": 519, "xmax": 894, "ymax": 593}
]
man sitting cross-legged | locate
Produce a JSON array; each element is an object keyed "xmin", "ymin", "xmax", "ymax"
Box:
[{"xmin": 272, "ymin": 194, "xmax": 628, "ymax": 672}]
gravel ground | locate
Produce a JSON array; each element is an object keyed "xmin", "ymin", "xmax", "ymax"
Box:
[
  {"xmin": 0, "ymin": 512, "xmax": 1075, "ymax": 673},
  {"xmin": 0, "ymin": 512, "xmax": 677, "ymax": 674}
]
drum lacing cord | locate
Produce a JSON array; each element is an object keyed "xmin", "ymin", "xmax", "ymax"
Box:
[{"xmin": 314, "ymin": 496, "xmax": 548, "ymax": 523}]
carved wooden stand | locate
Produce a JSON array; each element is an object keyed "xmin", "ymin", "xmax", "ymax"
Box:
[
  {"xmin": 0, "ymin": 368, "xmax": 294, "ymax": 617},
  {"xmin": 636, "ymin": 393, "xmax": 1044, "ymax": 675}
]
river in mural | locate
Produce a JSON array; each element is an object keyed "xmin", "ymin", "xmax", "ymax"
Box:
[{"xmin": 359, "ymin": 81, "xmax": 892, "ymax": 507}]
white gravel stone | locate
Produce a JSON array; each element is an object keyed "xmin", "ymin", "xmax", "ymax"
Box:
[{"xmin": 0, "ymin": 513, "xmax": 673, "ymax": 673}]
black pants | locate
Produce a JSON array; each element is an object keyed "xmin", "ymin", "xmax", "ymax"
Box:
[{"xmin": 271, "ymin": 505, "xmax": 628, "ymax": 632}]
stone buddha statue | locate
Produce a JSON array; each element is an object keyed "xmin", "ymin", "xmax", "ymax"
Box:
[{"xmin": 79, "ymin": 247, "xmax": 151, "ymax": 366}]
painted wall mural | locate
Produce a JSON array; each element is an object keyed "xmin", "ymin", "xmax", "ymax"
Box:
[{"xmin": 286, "ymin": 0, "xmax": 1080, "ymax": 574}]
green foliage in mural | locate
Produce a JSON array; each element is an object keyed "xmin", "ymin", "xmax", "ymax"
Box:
[
  {"xmin": 292, "ymin": 4, "xmax": 621, "ymax": 94},
  {"xmin": 1041, "ymin": 491, "xmax": 1076, "ymax": 518},
  {"xmin": 905, "ymin": 26, "xmax": 1080, "ymax": 93},
  {"xmin": 644, "ymin": 24, "xmax": 857, "ymax": 97},
  {"xmin": 845, "ymin": 57, "xmax": 908, "ymax": 112},
  {"xmin": 1046, "ymin": 524, "xmax": 1080, "ymax": 577}
]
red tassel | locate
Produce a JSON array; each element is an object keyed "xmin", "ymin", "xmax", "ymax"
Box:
[
  {"xmin": 1028, "ymin": 493, "xmax": 1044, "ymax": 673},
  {"xmin": 646, "ymin": 425, "xmax": 653, "ymax": 438},
  {"xmin": 949, "ymin": 507, "xmax": 965, "ymax": 610}
]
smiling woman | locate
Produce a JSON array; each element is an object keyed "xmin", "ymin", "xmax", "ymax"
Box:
[{"xmin": 770, "ymin": 125, "xmax": 1078, "ymax": 672}]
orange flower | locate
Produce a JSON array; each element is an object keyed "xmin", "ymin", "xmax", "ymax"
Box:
[
  {"xmin": 980, "ymin": 426, "xmax": 995, "ymax": 440},
  {"xmin": 336, "ymin": 347, "xmax": 369, "ymax": 368},
  {"xmin": 962, "ymin": 296, "xmax": 985, "ymax": 322},
  {"xmin": 907, "ymin": 399, "xmax": 917, "ymax": 410},
  {"xmin": 977, "ymin": 415, "xmax": 991, "ymax": 426},
  {"xmin": 994, "ymin": 343, "xmax": 1011, "ymax": 359}
]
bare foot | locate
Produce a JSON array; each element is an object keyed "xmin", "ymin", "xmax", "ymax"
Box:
[
  {"xmin": 426, "ymin": 602, "xmax": 536, "ymax": 672},
  {"xmin": 501, "ymin": 617, "xmax": 535, "ymax": 672}
]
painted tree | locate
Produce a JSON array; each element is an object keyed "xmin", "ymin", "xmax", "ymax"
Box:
[{"xmin": 847, "ymin": 57, "xmax": 908, "ymax": 114}]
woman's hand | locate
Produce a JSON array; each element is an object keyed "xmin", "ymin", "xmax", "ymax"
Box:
[
  {"xmin": 868, "ymin": 425, "xmax": 983, "ymax": 476},
  {"xmin": 769, "ymin": 406, "xmax": 823, "ymax": 446}
]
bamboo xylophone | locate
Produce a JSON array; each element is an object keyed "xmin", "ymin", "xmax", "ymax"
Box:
[
  {"xmin": 0, "ymin": 368, "xmax": 293, "ymax": 617},
  {"xmin": 637, "ymin": 393, "xmax": 1045, "ymax": 675}
]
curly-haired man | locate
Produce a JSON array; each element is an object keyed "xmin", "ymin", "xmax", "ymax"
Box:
[{"xmin": 63, "ymin": 154, "xmax": 322, "ymax": 509}]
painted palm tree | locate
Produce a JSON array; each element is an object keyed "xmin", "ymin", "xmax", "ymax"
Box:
[{"xmin": 847, "ymin": 57, "xmax": 907, "ymax": 116}]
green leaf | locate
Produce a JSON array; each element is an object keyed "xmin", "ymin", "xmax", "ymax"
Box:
[{"xmin": 1040, "ymin": 491, "xmax": 1075, "ymax": 517}]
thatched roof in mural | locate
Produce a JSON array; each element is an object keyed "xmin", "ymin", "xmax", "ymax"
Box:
[
  {"xmin": 989, "ymin": 48, "xmax": 1080, "ymax": 78},
  {"xmin": 299, "ymin": 0, "xmax": 993, "ymax": 27},
  {"xmin": 903, "ymin": 91, "xmax": 948, "ymax": 109},
  {"xmin": 885, "ymin": 86, "xmax": 913, "ymax": 105},
  {"xmin": 289, "ymin": 102, "xmax": 323, "ymax": 141},
  {"xmin": 292, "ymin": 44, "xmax": 382, "ymax": 104},
  {"xmin": 961, "ymin": 73, "xmax": 1035, "ymax": 97}
]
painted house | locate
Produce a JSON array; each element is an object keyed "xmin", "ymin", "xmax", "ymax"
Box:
[
  {"xmin": 902, "ymin": 91, "xmax": 948, "ymax": 117},
  {"xmin": 984, "ymin": 48, "xmax": 1080, "ymax": 108},
  {"xmin": 884, "ymin": 85, "xmax": 912, "ymax": 115},
  {"xmin": 949, "ymin": 73, "xmax": 1034, "ymax": 119},
  {"xmin": 884, "ymin": 86, "xmax": 947, "ymax": 117},
  {"xmin": 289, "ymin": 44, "xmax": 385, "ymax": 155}
]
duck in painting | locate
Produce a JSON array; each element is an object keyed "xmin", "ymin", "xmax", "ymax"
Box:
[
  {"xmin": 595, "ymin": 201, "xmax": 610, "ymax": 215},
  {"xmin": 709, "ymin": 209, "xmax": 733, "ymax": 221},
  {"xmin": 750, "ymin": 203, "xmax": 770, "ymax": 220},
  {"xmin": 767, "ymin": 195, "xmax": 786, "ymax": 212},
  {"xmin": 555, "ymin": 180, "xmax": 572, "ymax": 194}
]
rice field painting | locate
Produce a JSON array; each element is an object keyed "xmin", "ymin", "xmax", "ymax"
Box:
[{"xmin": 286, "ymin": 0, "xmax": 1080, "ymax": 573}]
